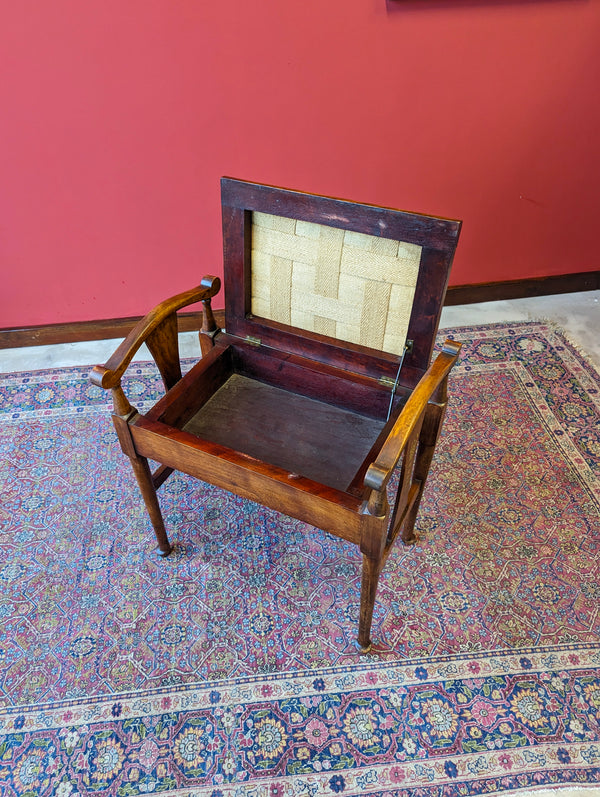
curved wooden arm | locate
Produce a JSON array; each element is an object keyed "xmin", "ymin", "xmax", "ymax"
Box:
[
  {"xmin": 364, "ymin": 339, "xmax": 461, "ymax": 493},
  {"xmin": 90, "ymin": 276, "xmax": 221, "ymax": 390}
]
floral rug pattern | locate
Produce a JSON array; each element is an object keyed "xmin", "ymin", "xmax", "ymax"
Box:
[{"xmin": 0, "ymin": 321, "xmax": 599, "ymax": 795}]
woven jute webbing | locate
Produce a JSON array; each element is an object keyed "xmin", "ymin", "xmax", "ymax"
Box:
[{"xmin": 251, "ymin": 212, "xmax": 421, "ymax": 355}]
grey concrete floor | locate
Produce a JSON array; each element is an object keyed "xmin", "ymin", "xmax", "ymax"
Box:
[
  {"xmin": 0, "ymin": 290, "xmax": 598, "ymax": 373},
  {"xmin": 440, "ymin": 290, "xmax": 600, "ymax": 369}
]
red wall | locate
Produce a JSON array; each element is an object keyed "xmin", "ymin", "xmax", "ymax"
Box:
[{"xmin": 1, "ymin": 0, "xmax": 599, "ymax": 328}]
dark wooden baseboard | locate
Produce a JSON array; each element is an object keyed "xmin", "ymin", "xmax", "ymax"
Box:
[
  {"xmin": 1, "ymin": 271, "xmax": 598, "ymax": 350},
  {"xmin": 0, "ymin": 310, "xmax": 224, "ymax": 351},
  {"xmin": 444, "ymin": 270, "xmax": 599, "ymax": 306}
]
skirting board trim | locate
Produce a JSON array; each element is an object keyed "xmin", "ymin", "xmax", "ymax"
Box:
[
  {"xmin": 1, "ymin": 271, "xmax": 598, "ymax": 350},
  {"xmin": 444, "ymin": 270, "xmax": 599, "ymax": 306}
]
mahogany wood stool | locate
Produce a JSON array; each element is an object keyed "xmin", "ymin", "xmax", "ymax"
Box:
[{"xmin": 91, "ymin": 178, "xmax": 462, "ymax": 651}]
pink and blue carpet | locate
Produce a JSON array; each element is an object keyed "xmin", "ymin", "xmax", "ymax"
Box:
[{"xmin": 0, "ymin": 321, "xmax": 599, "ymax": 795}]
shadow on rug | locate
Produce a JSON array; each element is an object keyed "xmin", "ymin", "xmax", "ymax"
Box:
[{"xmin": 0, "ymin": 321, "xmax": 599, "ymax": 795}]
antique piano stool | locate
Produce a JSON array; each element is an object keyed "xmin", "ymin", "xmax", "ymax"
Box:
[{"xmin": 91, "ymin": 178, "xmax": 462, "ymax": 651}]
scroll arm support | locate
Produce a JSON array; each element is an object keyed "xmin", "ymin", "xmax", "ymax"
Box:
[
  {"xmin": 88, "ymin": 277, "xmax": 222, "ymax": 558},
  {"xmin": 90, "ymin": 276, "xmax": 222, "ymax": 398}
]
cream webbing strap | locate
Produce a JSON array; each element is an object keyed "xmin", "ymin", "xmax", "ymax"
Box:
[{"xmin": 251, "ymin": 212, "xmax": 421, "ymax": 356}]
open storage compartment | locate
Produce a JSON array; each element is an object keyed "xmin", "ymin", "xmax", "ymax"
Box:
[
  {"xmin": 145, "ymin": 337, "xmax": 411, "ymax": 495},
  {"xmin": 91, "ymin": 177, "xmax": 462, "ymax": 651}
]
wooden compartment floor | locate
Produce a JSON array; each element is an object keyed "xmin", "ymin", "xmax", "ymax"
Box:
[{"xmin": 183, "ymin": 373, "xmax": 386, "ymax": 492}]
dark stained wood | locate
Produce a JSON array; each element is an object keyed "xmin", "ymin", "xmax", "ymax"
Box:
[
  {"xmin": 146, "ymin": 332, "xmax": 399, "ymax": 427},
  {"xmin": 152, "ymin": 464, "xmax": 174, "ymax": 490},
  {"xmin": 183, "ymin": 374, "xmax": 386, "ymax": 491},
  {"xmin": 235, "ymin": 313, "xmax": 417, "ymax": 387},
  {"xmin": 146, "ymin": 312, "xmax": 182, "ymax": 391},
  {"xmin": 406, "ymin": 247, "xmax": 453, "ymax": 373},
  {"xmin": 131, "ymin": 416, "xmax": 364, "ymax": 545},
  {"xmin": 0, "ymin": 310, "xmax": 225, "ymax": 350},
  {"xmin": 230, "ymin": 339, "xmax": 393, "ymax": 419},
  {"xmin": 221, "ymin": 177, "xmax": 461, "ymax": 251},
  {"xmin": 399, "ymin": 397, "xmax": 447, "ymax": 545},
  {"xmin": 357, "ymin": 494, "xmax": 389, "ymax": 653},
  {"xmin": 345, "ymin": 391, "xmax": 410, "ymax": 497},
  {"xmin": 221, "ymin": 178, "xmax": 461, "ymax": 383},
  {"xmin": 364, "ymin": 340, "xmax": 461, "ymax": 493},
  {"xmin": 145, "ymin": 342, "xmax": 234, "ymax": 428},
  {"xmin": 3, "ymin": 269, "xmax": 598, "ymax": 351},
  {"xmin": 128, "ymin": 455, "xmax": 173, "ymax": 557},
  {"xmin": 90, "ymin": 282, "xmax": 220, "ymax": 391},
  {"xmin": 199, "ymin": 275, "xmax": 222, "ymax": 356},
  {"xmin": 89, "ymin": 178, "xmax": 464, "ymax": 651},
  {"xmin": 112, "ymin": 413, "xmax": 172, "ymax": 556},
  {"xmin": 357, "ymin": 552, "xmax": 383, "ymax": 653},
  {"xmin": 446, "ymin": 270, "xmax": 600, "ymax": 305}
]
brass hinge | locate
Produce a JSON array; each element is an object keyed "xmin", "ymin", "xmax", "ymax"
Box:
[
  {"xmin": 379, "ymin": 376, "xmax": 396, "ymax": 388},
  {"xmin": 245, "ymin": 335, "xmax": 262, "ymax": 346}
]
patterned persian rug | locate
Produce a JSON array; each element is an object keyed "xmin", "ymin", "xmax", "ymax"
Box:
[{"xmin": 1, "ymin": 321, "xmax": 599, "ymax": 796}]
